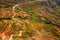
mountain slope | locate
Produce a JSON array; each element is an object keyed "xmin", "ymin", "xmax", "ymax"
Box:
[{"xmin": 0, "ymin": 0, "xmax": 60, "ymax": 40}]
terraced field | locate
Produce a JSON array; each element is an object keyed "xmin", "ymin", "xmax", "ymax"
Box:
[{"xmin": 0, "ymin": 1, "xmax": 60, "ymax": 40}]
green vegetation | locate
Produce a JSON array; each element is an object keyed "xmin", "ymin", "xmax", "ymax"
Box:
[
  {"xmin": 57, "ymin": 10, "xmax": 60, "ymax": 14},
  {"xmin": 15, "ymin": 8, "xmax": 22, "ymax": 13},
  {"xmin": 44, "ymin": 23, "xmax": 60, "ymax": 39},
  {"xmin": 16, "ymin": 16, "xmax": 28, "ymax": 20},
  {"xmin": 4, "ymin": 5, "xmax": 11, "ymax": 8},
  {"xmin": 24, "ymin": 22, "xmax": 32, "ymax": 31},
  {"xmin": 12, "ymin": 36, "xmax": 21, "ymax": 40},
  {"xmin": 43, "ymin": 19, "xmax": 52, "ymax": 24},
  {"xmin": 0, "ymin": 37, "xmax": 2, "ymax": 40},
  {"xmin": 0, "ymin": 3, "xmax": 12, "ymax": 8},
  {"xmin": 11, "ymin": 23, "xmax": 22, "ymax": 31},
  {"xmin": 0, "ymin": 20, "xmax": 7, "ymax": 28},
  {"xmin": 49, "ymin": 13, "xmax": 56, "ymax": 17}
]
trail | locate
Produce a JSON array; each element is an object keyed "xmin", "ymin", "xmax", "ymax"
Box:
[
  {"xmin": 2, "ymin": 1, "xmax": 37, "ymax": 40},
  {"xmin": 12, "ymin": 1, "xmax": 37, "ymax": 13}
]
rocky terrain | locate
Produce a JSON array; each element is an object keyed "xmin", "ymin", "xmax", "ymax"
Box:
[{"xmin": 0, "ymin": 0, "xmax": 60, "ymax": 40}]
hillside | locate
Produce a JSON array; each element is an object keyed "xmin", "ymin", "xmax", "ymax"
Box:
[{"xmin": 0, "ymin": 0, "xmax": 60, "ymax": 40}]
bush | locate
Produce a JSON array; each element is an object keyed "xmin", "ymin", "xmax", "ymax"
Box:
[{"xmin": 44, "ymin": 19, "xmax": 52, "ymax": 24}]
